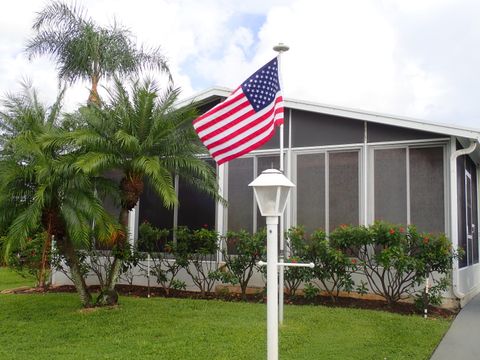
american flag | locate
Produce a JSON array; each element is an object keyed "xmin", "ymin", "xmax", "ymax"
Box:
[{"xmin": 193, "ymin": 57, "xmax": 284, "ymax": 165}]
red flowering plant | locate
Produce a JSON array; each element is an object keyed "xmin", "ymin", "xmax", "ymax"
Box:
[
  {"xmin": 135, "ymin": 223, "xmax": 183, "ymax": 295},
  {"xmin": 409, "ymin": 226, "xmax": 462, "ymax": 310},
  {"xmin": 306, "ymin": 227, "xmax": 359, "ymax": 302},
  {"xmin": 283, "ymin": 227, "xmax": 313, "ymax": 297},
  {"xmin": 330, "ymin": 221, "xmax": 460, "ymax": 308},
  {"xmin": 219, "ymin": 229, "xmax": 266, "ymax": 300},
  {"xmin": 175, "ymin": 226, "xmax": 220, "ymax": 296}
]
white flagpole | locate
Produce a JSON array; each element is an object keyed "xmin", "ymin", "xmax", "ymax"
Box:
[{"xmin": 273, "ymin": 43, "xmax": 289, "ymax": 325}]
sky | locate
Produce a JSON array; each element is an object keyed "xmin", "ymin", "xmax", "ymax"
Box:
[{"xmin": 1, "ymin": 0, "xmax": 480, "ymax": 130}]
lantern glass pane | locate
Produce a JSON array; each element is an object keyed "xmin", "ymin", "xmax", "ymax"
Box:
[{"xmin": 255, "ymin": 187, "xmax": 279, "ymax": 216}]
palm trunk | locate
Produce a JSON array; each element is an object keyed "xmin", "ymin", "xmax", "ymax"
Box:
[
  {"xmin": 100, "ymin": 175, "xmax": 143, "ymax": 305},
  {"xmin": 88, "ymin": 75, "xmax": 100, "ymax": 105},
  {"xmin": 58, "ymin": 238, "xmax": 93, "ymax": 308},
  {"xmin": 99, "ymin": 207, "xmax": 130, "ymax": 305},
  {"xmin": 38, "ymin": 232, "xmax": 51, "ymax": 289}
]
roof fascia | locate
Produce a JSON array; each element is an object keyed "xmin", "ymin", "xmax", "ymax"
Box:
[{"xmin": 179, "ymin": 87, "xmax": 480, "ymax": 141}]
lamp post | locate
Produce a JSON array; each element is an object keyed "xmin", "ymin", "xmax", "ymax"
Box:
[{"xmin": 249, "ymin": 169, "xmax": 295, "ymax": 360}]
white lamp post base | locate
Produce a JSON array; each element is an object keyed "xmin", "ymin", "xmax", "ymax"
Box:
[{"xmin": 266, "ymin": 216, "xmax": 279, "ymax": 360}]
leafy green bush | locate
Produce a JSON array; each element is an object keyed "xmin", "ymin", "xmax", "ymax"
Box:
[
  {"xmin": 305, "ymin": 228, "xmax": 357, "ymax": 301},
  {"xmin": 176, "ymin": 226, "xmax": 220, "ymax": 295},
  {"xmin": 284, "ymin": 227, "xmax": 313, "ymax": 297},
  {"xmin": 219, "ymin": 229, "xmax": 266, "ymax": 299},
  {"xmin": 303, "ymin": 282, "xmax": 320, "ymax": 302},
  {"xmin": 330, "ymin": 222, "xmax": 459, "ymax": 306},
  {"xmin": 137, "ymin": 223, "xmax": 183, "ymax": 295},
  {"xmin": 138, "ymin": 221, "xmax": 169, "ymax": 252},
  {"xmin": 6, "ymin": 232, "xmax": 52, "ymax": 288}
]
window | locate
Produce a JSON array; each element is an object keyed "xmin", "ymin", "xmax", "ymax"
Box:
[
  {"xmin": 374, "ymin": 148, "xmax": 407, "ymax": 224},
  {"xmin": 138, "ymin": 160, "xmax": 217, "ymax": 242},
  {"xmin": 296, "ymin": 150, "xmax": 360, "ymax": 234},
  {"xmin": 296, "ymin": 153, "xmax": 325, "ymax": 234},
  {"xmin": 227, "ymin": 157, "xmax": 254, "ymax": 232},
  {"xmin": 409, "ymin": 147, "xmax": 445, "ymax": 233},
  {"xmin": 373, "ymin": 146, "xmax": 445, "ymax": 234},
  {"xmin": 329, "ymin": 151, "xmax": 359, "ymax": 230}
]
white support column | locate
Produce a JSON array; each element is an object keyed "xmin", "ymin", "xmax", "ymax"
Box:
[
  {"xmin": 450, "ymin": 137, "xmax": 461, "ymax": 297},
  {"xmin": 363, "ymin": 122, "xmax": 368, "ymax": 226},
  {"xmin": 128, "ymin": 201, "xmax": 139, "ymax": 247}
]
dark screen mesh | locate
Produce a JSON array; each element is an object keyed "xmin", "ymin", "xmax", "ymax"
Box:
[
  {"xmin": 409, "ymin": 147, "xmax": 445, "ymax": 233},
  {"xmin": 374, "ymin": 148, "xmax": 407, "ymax": 225},
  {"xmin": 227, "ymin": 157, "xmax": 254, "ymax": 232},
  {"xmin": 177, "ymin": 160, "xmax": 216, "ymax": 231},
  {"xmin": 296, "ymin": 153, "xmax": 326, "ymax": 234},
  {"xmin": 329, "ymin": 151, "xmax": 359, "ymax": 230}
]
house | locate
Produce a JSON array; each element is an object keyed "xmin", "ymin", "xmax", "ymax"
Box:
[
  {"xmin": 50, "ymin": 86, "xmax": 480, "ymax": 307},
  {"xmin": 135, "ymin": 87, "xmax": 480, "ymax": 307}
]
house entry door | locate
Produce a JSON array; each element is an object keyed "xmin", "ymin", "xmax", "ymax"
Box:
[{"xmin": 466, "ymin": 169, "xmax": 474, "ymax": 265}]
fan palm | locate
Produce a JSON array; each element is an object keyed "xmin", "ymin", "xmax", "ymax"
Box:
[
  {"xmin": 26, "ymin": 1, "xmax": 171, "ymax": 104},
  {"xmin": 0, "ymin": 85, "xmax": 119, "ymax": 307},
  {"xmin": 49, "ymin": 78, "xmax": 219, "ymax": 303}
]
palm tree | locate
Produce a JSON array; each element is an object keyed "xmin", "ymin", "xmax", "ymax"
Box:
[
  {"xmin": 50, "ymin": 78, "xmax": 219, "ymax": 304},
  {"xmin": 25, "ymin": 1, "xmax": 171, "ymax": 105},
  {"xmin": 0, "ymin": 85, "xmax": 119, "ymax": 307}
]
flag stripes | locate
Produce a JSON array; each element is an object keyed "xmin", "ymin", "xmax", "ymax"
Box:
[{"xmin": 193, "ymin": 57, "xmax": 284, "ymax": 165}]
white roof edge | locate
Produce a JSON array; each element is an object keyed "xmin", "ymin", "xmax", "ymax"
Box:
[
  {"xmin": 179, "ymin": 87, "xmax": 480, "ymax": 141},
  {"xmin": 175, "ymin": 87, "xmax": 231, "ymax": 108}
]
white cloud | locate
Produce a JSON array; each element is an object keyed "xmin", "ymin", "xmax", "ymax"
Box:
[{"xmin": 0, "ymin": 0, "xmax": 480, "ymax": 129}]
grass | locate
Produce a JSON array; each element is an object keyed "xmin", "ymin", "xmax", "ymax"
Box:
[
  {"xmin": 0, "ymin": 269, "xmax": 450, "ymax": 360},
  {"xmin": 0, "ymin": 267, "xmax": 36, "ymax": 291}
]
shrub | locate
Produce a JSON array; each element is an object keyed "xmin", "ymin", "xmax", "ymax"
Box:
[
  {"xmin": 306, "ymin": 228, "xmax": 357, "ymax": 302},
  {"xmin": 284, "ymin": 227, "xmax": 313, "ymax": 297},
  {"xmin": 303, "ymin": 282, "xmax": 320, "ymax": 302},
  {"xmin": 176, "ymin": 227, "xmax": 220, "ymax": 296},
  {"xmin": 220, "ymin": 229, "xmax": 266, "ymax": 300},
  {"xmin": 138, "ymin": 222, "xmax": 169, "ymax": 252},
  {"xmin": 137, "ymin": 223, "xmax": 184, "ymax": 295},
  {"xmin": 145, "ymin": 241, "xmax": 185, "ymax": 295},
  {"xmin": 411, "ymin": 229, "xmax": 460, "ymax": 310},
  {"xmin": 330, "ymin": 222, "xmax": 459, "ymax": 306},
  {"xmin": 7, "ymin": 232, "xmax": 52, "ymax": 288}
]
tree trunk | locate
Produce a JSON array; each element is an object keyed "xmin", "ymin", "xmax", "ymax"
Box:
[
  {"xmin": 99, "ymin": 207, "xmax": 130, "ymax": 305},
  {"xmin": 38, "ymin": 232, "xmax": 51, "ymax": 289},
  {"xmin": 88, "ymin": 74, "xmax": 100, "ymax": 105},
  {"xmin": 58, "ymin": 238, "xmax": 93, "ymax": 308},
  {"xmin": 100, "ymin": 175, "xmax": 143, "ymax": 305}
]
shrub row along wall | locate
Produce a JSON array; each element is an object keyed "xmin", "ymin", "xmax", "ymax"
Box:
[{"xmin": 52, "ymin": 221, "xmax": 459, "ymax": 309}]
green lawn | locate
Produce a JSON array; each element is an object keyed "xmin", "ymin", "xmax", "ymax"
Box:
[
  {"xmin": 0, "ymin": 267, "xmax": 36, "ymax": 291},
  {"xmin": 0, "ymin": 269, "xmax": 450, "ymax": 360}
]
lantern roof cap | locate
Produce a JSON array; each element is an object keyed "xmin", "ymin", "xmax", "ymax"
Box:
[{"xmin": 248, "ymin": 169, "xmax": 295, "ymax": 188}]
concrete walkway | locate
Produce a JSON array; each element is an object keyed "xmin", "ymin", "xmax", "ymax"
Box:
[{"xmin": 430, "ymin": 293, "xmax": 480, "ymax": 360}]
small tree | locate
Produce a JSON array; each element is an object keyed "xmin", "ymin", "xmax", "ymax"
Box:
[
  {"xmin": 220, "ymin": 229, "xmax": 266, "ymax": 300},
  {"xmin": 137, "ymin": 222, "xmax": 185, "ymax": 295},
  {"xmin": 176, "ymin": 227, "xmax": 220, "ymax": 296},
  {"xmin": 284, "ymin": 227, "xmax": 312, "ymax": 297},
  {"xmin": 306, "ymin": 228, "xmax": 357, "ymax": 302},
  {"xmin": 330, "ymin": 222, "xmax": 459, "ymax": 306}
]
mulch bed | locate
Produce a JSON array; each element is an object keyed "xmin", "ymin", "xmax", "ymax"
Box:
[{"xmin": 6, "ymin": 284, "xmax": 457, "ymax": 319}]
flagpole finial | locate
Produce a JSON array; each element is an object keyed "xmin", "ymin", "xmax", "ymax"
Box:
[{"xmin": 273, "ymin": 43, "xmax": 289, "ymax": 53}]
